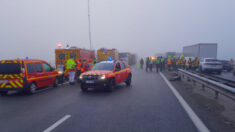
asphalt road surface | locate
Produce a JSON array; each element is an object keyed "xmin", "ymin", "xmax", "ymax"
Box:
[
  {"xmin": 0, "ymin": 68, "xmax": 201, "ymax": 132},
  {"xmin": 215, "ymin": 71, "xmax": 235, "ymax": 82}
]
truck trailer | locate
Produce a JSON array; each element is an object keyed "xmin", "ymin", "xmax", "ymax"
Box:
[
  {"xmin": 119, "ymin": 52, "xmax": 137, "ymax": 66},
  {"xmin": 183, "ymin": 43, "xmax": 218, "ymax": 59}
]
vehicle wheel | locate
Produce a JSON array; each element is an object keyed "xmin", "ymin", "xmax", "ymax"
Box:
[
  {"xmin": 65, "ymin": 76, "xmax": 69, "ymax": 81},
  {"xmin": 0, "ymin": 91, "xmax": 8, "ymax": 96},
  {"xmin": 27, "ymin": 83, "xmax": 37, "ymax": 94},
  {"xmin": 58, "ymin": 75, "xmax": 64, "ymax": 84},
  {"xmin": 53, "ymin": 78, "xmax": 59, "ymax": 87},
  {"xmin": 105, "ymin": 79, "xmax": 115, "ymax": 92},
  {"xmin": 125, "ymin": 75, "xmax": 132, "ymax": 86},
  {"xmin": 81, "ymin": 84, "xmax": 88, "ymax": 92},
  {"xmin": 201, "ymin": 67, "xmax": 205, "ymax": 73}
]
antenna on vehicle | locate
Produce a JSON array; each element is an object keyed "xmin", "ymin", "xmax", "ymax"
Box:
[{"xmin": 88, "ymin": 0, "xmax": 92, "ymax": 50}]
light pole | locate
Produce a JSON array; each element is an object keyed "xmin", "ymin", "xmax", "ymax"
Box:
[{"xmin": 88, "ymin": 0, "xmax": 92, "ymax": 50}]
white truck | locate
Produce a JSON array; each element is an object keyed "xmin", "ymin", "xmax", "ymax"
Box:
[{"xmin": 183, "ymin": 43, "xmax": 218, "ymax": 59}]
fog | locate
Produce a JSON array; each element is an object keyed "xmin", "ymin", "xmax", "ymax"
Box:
[{"xmin": 0, "ymin": 0, "xmax": 235, "ymax": 65}]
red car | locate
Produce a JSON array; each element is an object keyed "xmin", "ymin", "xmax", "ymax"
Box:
[
  {"xmin": 79, "ymin": 60, "xmax": 132, "ymax": 92},
  {"xmin": 0, "ymin": 59, "xmax": 59, "ymax": 95}
]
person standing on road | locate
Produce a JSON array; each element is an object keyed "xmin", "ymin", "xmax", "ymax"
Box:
[
  {"xmin": 177, "ymin": 57, "xmax": 182, "ymax": 69},
  {"xmin": 167, "ymin": 58, "xmax": 172, "ymax": 71},
  {"xmin": 156, "ymin": 57, "xmax": 160, "ymax": 72},
  {"xmin": 76, "ymin": 59, "xmax": 82, "ymax": 78},
  {"xmin": 160, "ymin": 57, "xmax": 165, "ymax": 71},
  {"xmin": 140, "ymin": 58, "xmax": 144, "ymax": 69},
  {"xmin": 149, "ymin": 58, "xmax": 153, "ymax": 72},
  {"xmin": 230, "ymin": 59, "xmax": 234, "ymax": 66},
  {"xmin": 66, "ymin": 58, "xmax": 76, "ymax": 85},
  {"xmin": 145, "ymin": 57, "xmax": 150, "ymax": 72},
  {"xmin": 182, "ymin": 58, "xmax": 186, "ymax": 69},
  {"xmin": 193, "ymin": 57, "xmax": 199, "ymax": 71},
  {"xmin": 172, "ymin": 56, "xmax": 177, "ymax": 70},
  {"xmin": 188, "ymin": 58, "xmax": 193, "ymax": 70}
]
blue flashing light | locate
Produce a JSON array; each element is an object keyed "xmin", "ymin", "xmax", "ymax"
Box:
[
  {"xmin": 104, "ymin": 49, "xmax": 108, "ymax": 53},
  {"xmin": 25, "ymin": 57, "xmax": 29, "ymax": 59},
  {"xmin": 108, "ymin": 57, "xmax": 113, "ymax": 61}
]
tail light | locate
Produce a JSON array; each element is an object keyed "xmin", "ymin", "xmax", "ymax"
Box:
[{"xmin": 22, "ymin": 68, "xmax": 26, "ymax": 77}]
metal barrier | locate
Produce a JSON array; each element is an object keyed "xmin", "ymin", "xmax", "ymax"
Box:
[{"xmin": 178, "ymin": 69, "xmax": 235, "ymax": 101}]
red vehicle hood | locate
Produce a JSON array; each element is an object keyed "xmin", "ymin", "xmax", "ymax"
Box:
[{"xmin": 82, "ymin": 70, "xmax": 113, "ymax": 75}]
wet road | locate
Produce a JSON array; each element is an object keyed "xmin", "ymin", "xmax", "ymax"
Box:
[
  {"xmin": 215, "ymin": 71, "xmax": 235, "ymax": 82},
  {"xmin": 0, "ymin": 68, "xmax": 199, "ymax": 132}
]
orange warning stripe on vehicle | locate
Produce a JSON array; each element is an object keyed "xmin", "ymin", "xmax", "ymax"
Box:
[{"xmin": 27, "ymin": 75, "xmax": 57, "ymax": 81}]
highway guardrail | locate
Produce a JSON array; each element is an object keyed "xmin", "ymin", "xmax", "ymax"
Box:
[{"xmin": 178, "ymin": 69, "xmax": 235, "ymax": 101}]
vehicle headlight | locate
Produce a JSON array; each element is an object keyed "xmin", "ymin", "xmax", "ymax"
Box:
[
  {"xmin": 79, "ymin": 75, "xmax": 83, "ymax": 80},
  {"xmin": 58, "ymin": 71, "xmax": 63, "ymax": 75},
  {"xmin": 99, "ymin": 75, "xmax": 106, "ymax": 80}
]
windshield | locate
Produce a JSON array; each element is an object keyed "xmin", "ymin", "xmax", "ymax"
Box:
[
  {"xmin": 0, "ymin": 63, "xmax": 21, "ymax": 74},
  {"xmin": 206, "ymin": 59, "xmax": 218, "ymax": 62},
  {"xmin": 92, "ymin": 63, "xmax": 114, "ymax": 71}
]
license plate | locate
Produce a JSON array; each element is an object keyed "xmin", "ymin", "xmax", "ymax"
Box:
[
  {"xmin": 0, "ymin": 80, "xmax": 8, "ymax": 83},
  {"xmin": 86, "ymin": 80, "xmax": 94, "ymax": 84}
]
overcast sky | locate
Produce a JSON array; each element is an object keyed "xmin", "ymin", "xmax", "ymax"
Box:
[{"xmin": 0, "ymin": 0, "xmax": 235, "ymax": 64}]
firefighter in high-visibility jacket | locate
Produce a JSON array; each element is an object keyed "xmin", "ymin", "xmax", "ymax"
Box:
[
  {"xmin": 188, "ymin": 58, "xmax": 193, "ymax": 70},
  {"xmin": 145, "ymin": 57, "xmax": 150, "ymax": 72},
  {"xmin": 66, "ymin": 58, "xmax": 76, "ymax": 84},
  {"xmin": 76, "ymin": 59, "xmax": 82, "ymax": 77},
  {"xmin": 182, "ymin": 58, "xmax": 186, "ymax": 69},
  {"xmin": 156, "ymin": 57, "xmax": 161, "ymax": 72},
  {"xmin": 86, "ymin": 58, "xmax": 93, "ymax": 70},
  {"xmin": 193, "ymin": 57, "xmax": 199, "ymax": 71},
  {"xmin": 160, "ymin": 57, "xmax": 165, "ymax": 71},
  {"xmin": 172, "ymin": 56, "xmax": 177, "ymax": 70},
  {"xmin": 149, "ymin": 58, "xmax": 153, "ymax": 72},
  {"xmin": 177, "ymin": 58, "xmax": 182, "ymax": 69},
  {"xmin": 230, "ymin": 59, "xmax": 234, "ymax": 66},
  {"xmin": 167, "ymin": 58, "xmax": 172, "ymax": 71}
]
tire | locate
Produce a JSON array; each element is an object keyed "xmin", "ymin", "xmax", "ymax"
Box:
[
  {"xmin": 125, "ymin": 74, "xmax": 132, "ymax": 86},
  {"xmin": 0, "ymin": 91, "xmax": 8, "ymax": 96},
  {"xmin": 105, "ymin": 79, "xmax": 115, "ymax": 92},
  {"xmin": 200, "ymin": 67, "xmax": 205, "ymax": 73},
  {"xmin": 58, "ymin": 75, "xmax": 64, "ymax": 84},
  {"xmin": 81, "ymin": 84, "xmax": 88, "ymax": 92},
  {"xmin": 27, "ymin": 83, "xmax": 37, "ymax": 94},
  {"xmin": 53, "ymin": 78, "xmax": 59, "ymax": 87}
]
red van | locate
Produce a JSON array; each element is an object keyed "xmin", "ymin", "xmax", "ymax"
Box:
[{"xmin": 0, "ymin": 59, "xmax": 59, "ymax": 95}]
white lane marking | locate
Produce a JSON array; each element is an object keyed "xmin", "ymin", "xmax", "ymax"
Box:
[
  {"xmin": 43, "ymin": 115, "xmax": 71, "ymax": 132},
  {"xmin": 160, "ymin": 72, "xmax": 210, "ymax": 132}
]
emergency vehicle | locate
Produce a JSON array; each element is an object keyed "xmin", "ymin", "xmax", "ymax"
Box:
[
  {"xmin": 97, "ymin": 48, "xmax": 119, "ymax": 61},
  {"xmin": 79, "ymin": 60, "xmax": 132, "ymax": 92},
  {"xmin": 0, "ymin": 59, "xmax": 59, "ymax": 95},
  {"xmin": 55, "ymin": 48, "xmax": 95, "ymax": 80}
]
